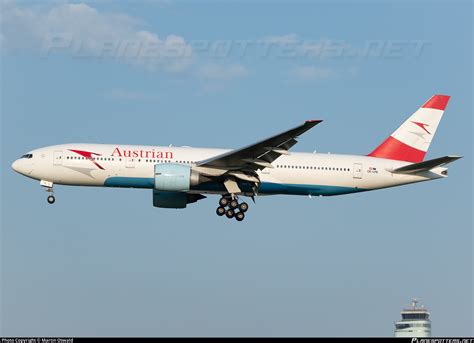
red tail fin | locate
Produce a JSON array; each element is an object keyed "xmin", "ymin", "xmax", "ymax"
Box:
[{"xmin": 368, "ymin": 95, "xmax": 450, "ymax": 162}]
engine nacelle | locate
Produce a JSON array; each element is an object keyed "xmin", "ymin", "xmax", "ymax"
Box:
[
  {"xmin": 153, "ymin": 190, "xmax": 206, "ymax": 209},
  {"xmin": 154, "ymin": 163, "xmax": 200, "ymax": 191}
]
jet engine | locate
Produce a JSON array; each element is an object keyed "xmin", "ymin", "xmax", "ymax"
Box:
[
  {"xmin": 152, "ymin": 163, "xmax": 207, "ymax": 208},
  {"xmin": 154, "ymin": 163, "xmax": 202, "ymax": 191},
  {"xmin": 153, "ymin": 190, "xmax": 206, "ymax": 209}
]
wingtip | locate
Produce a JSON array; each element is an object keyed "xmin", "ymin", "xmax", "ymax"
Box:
[{"xmin": 305, "ymin": 119, "xmax": 323, "ymax": 124}]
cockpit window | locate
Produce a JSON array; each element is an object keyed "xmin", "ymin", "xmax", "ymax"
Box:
[{"xmin": 21, "ymin": 154, "xmax": 33, "ymax": 159}]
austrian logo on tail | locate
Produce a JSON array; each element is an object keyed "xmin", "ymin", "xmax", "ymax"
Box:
[
  {"xmin": 411, "ymin": 121, "xmax": 431, "ymax": 134},
  {"xmin": 69, "ymin": 149, "xmax": 105, "ymax": 170}
]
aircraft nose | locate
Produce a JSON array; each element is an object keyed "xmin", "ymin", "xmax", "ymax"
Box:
[
  {"xmin": 12, "ymin": 157, "xmax": 34, "ymax": 176},
  {"xmin": 11, "ymin": 159, "xmax": 20, "ymax": 173}
]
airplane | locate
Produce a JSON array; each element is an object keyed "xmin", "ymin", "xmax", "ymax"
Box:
[{"xmin": 11, "ymin": 94, "xmax": 461, "ymax": 221}]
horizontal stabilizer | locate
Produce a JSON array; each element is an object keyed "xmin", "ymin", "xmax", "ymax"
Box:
[{"xmin": 392, "ymin": 155, "xmax": 462, "ymax": 174}]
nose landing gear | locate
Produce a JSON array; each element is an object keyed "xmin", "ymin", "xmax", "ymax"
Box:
[
  {"xmin": 40, "ymin": 180, "xmax": 55, "ymax": 205},
  {"xmin": 216, "ymin": 195, "xmax": 249, "ymax": 221}
]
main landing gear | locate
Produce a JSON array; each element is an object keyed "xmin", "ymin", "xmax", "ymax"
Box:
[{"xmin": 216, "ymin": 195, "xmax": 249, "ymax": 222}]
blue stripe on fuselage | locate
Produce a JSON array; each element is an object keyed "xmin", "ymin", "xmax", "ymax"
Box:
[
  {"xmin": 104, "ymin": 177, "xmax": 154, "ymax": 188},
  {"xmin": 103, "ymin": 177, "xmax": 364, "ymax": 196},
  {"xmin": 258, "ymin": 182, "xmax": 364, "ymax": 196}
]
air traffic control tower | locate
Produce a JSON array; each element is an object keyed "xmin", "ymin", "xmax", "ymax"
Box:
[{"xmin": 394, "ymin": 298, "xmax": 431, "ymax": 337}]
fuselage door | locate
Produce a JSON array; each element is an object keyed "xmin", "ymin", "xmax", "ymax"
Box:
[
  {"xmin": 53, "ymin": 151, "xmax": 63, "ymax": 166},
  {"xmin": 353, "ymin": 163, "xmax": 363, "ymax": 179},
  {"xmin": 126, "ymin": 157, "xmax": 135, "ymax": 168}
]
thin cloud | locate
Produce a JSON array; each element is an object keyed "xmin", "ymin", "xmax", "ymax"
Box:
[
  {"xmin": 289, "ymin": 66, "xmax": 337, "ymax": 81},
  {"xmin": 261, "ymin": 33, "xmax": 298, "ymax": 45},
  {"xmin": 1, "ymin": 1, "xmax": 193, "ymax": 72},
  {"xmin": 195, "ymin": 63, "xmax": 249, "ymax": 81},
  {"xmin": 260, "ymin": 33, "xmax": 353, "ymax": 59}
]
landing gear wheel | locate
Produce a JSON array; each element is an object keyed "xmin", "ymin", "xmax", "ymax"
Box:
[
  {"xmin": 47, "ymin": 195, "xmax": 55, "ymax": 204},
  {"xmin": 219, "ymin": 197, "xmax": 229, "ymax": 207},
  {"xmin": 225, "ymin": 209, "xmax": 235, "ymax": 218},
  {"xmin": 239, "ymin": 202, "xmax": 249, "ymax": 212},
  {"xmin": 229, "ymin": 199, "xmax": 239, "ymax": 209},
  {"xmin": 235, "ymin": 212, "xmax": 245, "ymax": 222},
  {"xmin": 216, "ymin": 207, "xmax": 226, "ymax": 216}
]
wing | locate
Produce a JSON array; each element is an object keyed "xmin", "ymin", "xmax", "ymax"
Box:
[{"xmin": 197, "ymin": 120, "xmax": 322, "ymax": 171}]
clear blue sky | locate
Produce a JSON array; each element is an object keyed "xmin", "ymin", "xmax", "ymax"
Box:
[{"xmin": 1, "ymin": 0, "xmax": 472, "ymax": 337}]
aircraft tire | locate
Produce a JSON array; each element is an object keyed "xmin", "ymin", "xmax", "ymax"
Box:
[
  {"xmin": 239, "ymin": 202, "xmax": 248, "ymax": 212},
  {"xmin": 229, "ymin": 199, "xmax": 239, "ymax": 209},
  {"xmin": 225, "ymin": 209, "xmax": 235, "ymax": 218},
  {"xmin": 216, "ymin": 207, "xmax": 226, "ymax": 216},
  {"xmin": 219, "ymin": 197, "xmax": 229, "ymax": 207}
]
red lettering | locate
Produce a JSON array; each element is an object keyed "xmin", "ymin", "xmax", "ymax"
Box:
[
  {"xmin": 111, "ymin": 147, "xmax": 122, "ymax": 157},
  {"xmin": 111, "ymin": 147, "xmax": 174, "ymax": 160}
]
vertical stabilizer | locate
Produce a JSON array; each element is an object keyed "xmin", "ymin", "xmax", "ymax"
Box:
[{"xmin": 368, "ymin": 95, "xmax": 450, "ymax": 162}]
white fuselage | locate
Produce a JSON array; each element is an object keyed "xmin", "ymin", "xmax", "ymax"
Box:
[{"xmin": 11, "ymin": 143, "xmax": 447, "ymax": 197}]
